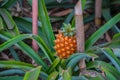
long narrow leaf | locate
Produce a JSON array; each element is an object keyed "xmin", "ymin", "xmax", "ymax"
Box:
[
  {"xmin": 9, "ymin": 47, "xmax": 20, "ymax": 61},
  {"xmin": 39, "ymin": 71, "xmax": 48, "ymax": 80},
  {"xmin": 0, "ymin": 9, "xmax": 19, "ymax": 34},
  {"xmin": 87, "ymin": 61, "xmax": 120, "ymax": 79},
  {"xmin": 0, "ymin": 16, "xmax": 4, "ymax": 30},
  {"xmin": 82, "ymin": 0, "xmax": 86, "ymax": 10},
  {"xmin": 47, "ymin": 71, "xmax": 58, "ymax": 80},
  {"xmin": 0, "ymin": 31, "xmax": 48, "ymax": 70},
  {"xmin": 14, "ymin": 17, "xmax": 52, "ymax": 48},
  {"xmin": 0, "ymin": 76, "xmax": 23, "ymax": 80},
  {"xmin": 85, "ymin": 13, "xmax": 120, "ymax": 50},
  {"xmin": 38, "ymin": 0, "xmax": 55, "ymax": 51},
  {"xmin": 2, "ymin": 0, "xmax": 17, "ymax": 8},
  {"xmin": 13, "ymin": 17, "xmax": 42, "ymax": 35},
  {"xmin": 67, "ymin": 53, "xmax": 90, "ymax": 68},
  {"xmin": 0, "ymin": 69, "xmax": 24, "ymax": 76},
  {"xmin": 102, "ymin": 8, "xmax": 120, "ymax": 33},
  {"xmin": 23, "ymin": 66, "xmax": 42, "ymax": 80},
  {"xmin": 48, "ymin": 58, "xmax": 60, "ymax": 73},
  {"xmin": 95, "ymin": 33, "xmax": 120, "ymax": 48},
  {"xmin": 0, "ymin": 60, "xmax": 35, "ymax": 70},
  {"xmin": 63, "ymin": 70, "xmax": 71, "ymax": 80},
  {"xmin": 0, "ymin": 34, "xmax": 32, "ymax": 51},
  {"xmin": 101, "ymin": 48, "xmax": 120, "ymax": 72},
  {"xmin": 0, "ymin": 9, "xmax": 14, "ymax": 29},
  {"xmin": 102, "ymin": 67, "xmax": 117, "ymax": 80},
  {"xmin": 32, "ymin": 35, "xmax": 54, "ymax": 63},
  {"xmin": 72, "ymin": 76, "xmax": 88, "ymax": 80}
]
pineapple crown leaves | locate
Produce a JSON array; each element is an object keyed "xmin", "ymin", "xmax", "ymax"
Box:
[{"xmin": 61, "ymin": 23, "xmax": 75, "ymax": 36}]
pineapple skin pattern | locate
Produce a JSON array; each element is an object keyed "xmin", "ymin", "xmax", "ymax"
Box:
[{"xmin": 54, "ymin": 32, "xmax": 77, "ymax": 59}]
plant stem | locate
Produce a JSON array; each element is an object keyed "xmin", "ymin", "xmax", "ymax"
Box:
[
  {"xmin": 95, "ymin": 0, "xmax": 102, "ymax": 27},
  {"xmin": 32, "ymin": 0, "xmax": 38, "ymax": 52},
  {"xmin": 75, "ymin": 0, "xmax": 86, "ymax": 72}
]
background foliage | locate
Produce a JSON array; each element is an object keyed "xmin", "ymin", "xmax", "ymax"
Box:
[{"xmin": 0, "ymin": 0, "xmax": 120, "ymax": 80}]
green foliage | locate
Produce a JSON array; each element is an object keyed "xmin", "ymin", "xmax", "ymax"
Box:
[
  {"xmin": 85, "ymin": 13, "xmax": 120, "ymax": 50},
  {"xmin": 0, "ymin": 76, "xmax": 23, "ymax": 80},
  {"xmin": 101, "ymin": 48, "xmax": 120, "ymax": 72},
  {"xmin": 62, "ymin": 68, "xmax": 72, "ymax": 80},
  {"xmin": 0, "ymin": 0, "xmax": 120, "ymax": 80},
  {"xmin": 9, "ymin": 47, "xmax": 20, "ymax": 61},
  {"xmin": 1, "ymin": 0, "xmax": 17, "ymax": 8},
  {"xmin": 23, "ymin": 66, "xmax": 42, "ymax": 80},
  {"xmin": 87, "ymin": 61, "xmax": 120, "ymax": 79},
  {"xmin": 0, "ymin": 16, "xmax": 4, "ymax": 30},
  {"xmin": 0, "ymin": 9, "xmax": 19, "ymax": 34},
  {"xmin": 0, "ymin": 60, "xmax": 35, "ymax": 70},
  {"xmin": 48, "ymin": 58, "xmax": 60, "ymax": 74},
  {"xmin": 47, "ymin": 71, "xmax": 58, "ymax": 80},
  {"xmin": 38, "ymin": 0, "xmax": 55, "ymax": 51},
  {"xmin": 66, "ymin": 53, "xmax": 90, "ymax": 69},
  {"xmin": 0, "ymin": 69, "xmax": 24, "ymax": 76}
]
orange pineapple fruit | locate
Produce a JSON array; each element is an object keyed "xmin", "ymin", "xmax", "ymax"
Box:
[{"xmin": 54, "ymin": 24, "xmax": 76, "ymax": 59}]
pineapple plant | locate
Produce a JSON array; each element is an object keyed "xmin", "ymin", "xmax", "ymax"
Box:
[{"xmin": 54, "ymin": 24, "xmax": 77, "ymax": 59}]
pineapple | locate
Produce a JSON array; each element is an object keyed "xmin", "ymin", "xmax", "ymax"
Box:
[{"xmin": 54, "ymin": 24, "xmax": 77, "ymax": 59}]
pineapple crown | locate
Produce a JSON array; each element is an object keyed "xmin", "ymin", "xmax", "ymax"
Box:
[{"xmin": 61, "ymin": 23, "xmax": 75, "ymax": 36}]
